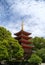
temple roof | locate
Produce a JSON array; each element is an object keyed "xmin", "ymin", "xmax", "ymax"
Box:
[
  {"xmin": 14, "ymin": 30, "xmax": 31, "ymax": 36},
  {"xmin": 14, "ymin": 21, "xmax": 33, "ymax": 48}
]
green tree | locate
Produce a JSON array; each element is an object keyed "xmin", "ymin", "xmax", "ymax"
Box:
[
  {"xmin": 0, "ymin": 41, "xmax": 9, "ymax": 60},
  {"xmin": 32, "ymin": 37, "xmax": 45, "ymax": 50},
  {"xmin": 7, "ymin": 38, "xmax": 24, "ymax": 61},
  {"xmin": 28, "ymin": 54, "xmax": 42, "ymax": 65},
  {"xmin": 0, "ymin": 27, "xmax": 11, "ymax": 41},
  {"xmin": 0, "ymin": 27, "xmax": 24, "ymax": 63},
  {"xmin": 36, "ymin": 48, "xmax": 45, "ymax": 62}
]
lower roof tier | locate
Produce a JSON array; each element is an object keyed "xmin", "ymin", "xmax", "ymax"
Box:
[
  {"xmin": 21, "ymin": 44, "xmax": 34, "ymax": 49},
  {"xmin": 19, "ymin": 39, "xmax": 32, "ymax": 44},
  {"xmin": 22, "ymin": 44, "xmax": 33, "ymax": 49}
]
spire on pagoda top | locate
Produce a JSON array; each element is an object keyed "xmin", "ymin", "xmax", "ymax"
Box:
[
  {"xmin": 21, "ymin": 21, "xmax": 24, "ymax": 31},
  {"xmin": 14, "ymin": 21, "xmax": 31, "ymax": 36}
]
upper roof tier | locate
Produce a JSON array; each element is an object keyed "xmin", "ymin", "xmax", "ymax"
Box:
[
  {"xmin": 15, "ymin": 34, "xmax": 32, "ymax": 40},
  {"xmin": 14, "ymin": 30, "xmax": 31, "ymax": 36}
]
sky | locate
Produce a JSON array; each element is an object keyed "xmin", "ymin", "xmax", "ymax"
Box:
[{"xmin": 0, "ymin": 0, "xmax": 45, "ymax": 37}]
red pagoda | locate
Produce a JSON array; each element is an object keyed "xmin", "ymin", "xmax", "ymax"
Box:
[{"xmin": 14, "ymin": 22, "xmax": 33, "ymax": 59}]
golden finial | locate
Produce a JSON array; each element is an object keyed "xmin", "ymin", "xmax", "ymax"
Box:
[{"xmin": 22, "ymin": 21, "xmax": 24, "ymax": 30}]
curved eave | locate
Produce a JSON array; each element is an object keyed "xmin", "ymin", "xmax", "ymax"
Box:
[
  {"xmin": 15, "ymin": 36, "xmax": 32, "ymax": 40},
  {"xmin": 14, "ymin": 30, "xmax": 31, "ymax": 36}
]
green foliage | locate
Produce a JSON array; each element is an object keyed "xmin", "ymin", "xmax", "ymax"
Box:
[
  {"xmin": 7, "ymin": 38, "xmax": 24, "ymax": 60},
  {"xmin": 36, "ymin": 48, "xmax": 45, "ymax": 62},
  {"xmin": 0, "ymin": 40, "xmax": 9, "ymax": 60},
  {"xmin": 32, "ymin": 37, "xmax": 45, "ymax": 50},
  {"xmin": 0, "ymin": 27, "xmax": 24, "ymax": 62},
  {"xmin": 28, "ymin": 54, "xmax": 42, "ymax": 65},
  {"xmin": 0, "ymin": 27, "xmax": 11, "ymax": 41}
]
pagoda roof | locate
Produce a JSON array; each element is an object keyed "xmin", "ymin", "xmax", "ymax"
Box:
[
  {"xmin": 19, "ymin": 39, "xmax": 32, "ymax": 44},
  {"xmin": 15, "ymin": 35, "xmax": 32, "ymax": 40},
  {"xmin": 22, "ymin": 44, "xmax": 33, "ymax": 49},
  {"xmin": 14, "ymin": 30, "xmax": 31, "ymax": 36}
]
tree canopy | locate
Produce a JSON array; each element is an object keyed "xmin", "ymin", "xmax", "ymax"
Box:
[
  {"xmin": 0, "ymin": 27, "xmax": 24, "ymax": 62},
  {"xmin": 36, "ymin": 48, "xmax": 45, "ymax": 62},
  {"xmin": 0, "ymin": 27, "xmax": 11, "ymax": 41},
  {"xmin": 28, "ymin": 54, "xmax": 42, "ymax": 65},
  {"xmin": 32, "ymin": 37, "xmax": 45, "ymax": 50}
]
